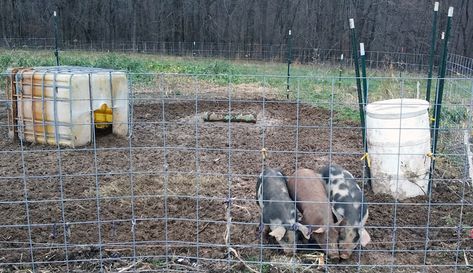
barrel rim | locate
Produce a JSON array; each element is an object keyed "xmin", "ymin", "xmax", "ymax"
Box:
[{"xmin": 366, "ymin": 98, "xmax": 429, "ymax": 119}]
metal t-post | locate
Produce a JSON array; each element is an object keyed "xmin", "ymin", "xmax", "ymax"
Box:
[
  {"xmin": 54, "ymin": 11, "xmax": 60, "ymax": 66},
  {"xmin": 429, "ymin": 7, "xmax": 453, "ymax": 191},
  {"xmin": 350, "ymin": 19, "xmax": 370, "ymax": 186},
  {"xmin": 339, "ymin": 53, "xmax": 344, "ymax": 87},
  {"xmin": 360, "ymin": 44, "xmax": 368, "ymax": 105},
  {"xmin": 349, "ymin": 19, "xmax": 365, "ymax": 138},
  {"xmin": 286, "ymin": 30, "xmax": 292, "ymax": 99},
  {"xmin": 360, "ymin": 43, "xmax": 372, "ymax": 183},
  {"xmin": 426, "ymin": 2, "xmax": 439, "ymax": 103}
]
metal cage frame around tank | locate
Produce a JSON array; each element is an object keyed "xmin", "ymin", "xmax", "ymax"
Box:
[{"xmin": 6, "ymin": 66, "xmax": 130, "ymax": 147}]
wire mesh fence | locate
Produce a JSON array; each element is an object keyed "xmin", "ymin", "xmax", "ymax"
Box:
[
  {"xmin": 0, "ymin": 38, "xmax": 451, "ymax": 73},
  {"xmin": 0, "ymin": 66, "xmax": 471, "ymax": 273},
  {"xmin": 448, "ymin": 53, "xmax": 473, "ymax": 77}
]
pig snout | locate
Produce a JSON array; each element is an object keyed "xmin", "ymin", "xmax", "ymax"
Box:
[
  {"xmin": 329, "ymin": 251, "xmax": 340, "ymax": 259},
  {"xmin": 312, "ymin": 228, "xmax": 340, "ymax": 259},
  {"xmin": 327, "ymin": 227, "xmax": 340, "ymax": 259},
  {"xmin": 337, "ymin": 226, "xmax": 371, "ymax": 259},
  {"xmin": 338, "ymin": 240, "xmax": 357, "ymax": 260},
  {"xmin": 328, "ymin": 241, "xmax": 340, "ymax": 259}
]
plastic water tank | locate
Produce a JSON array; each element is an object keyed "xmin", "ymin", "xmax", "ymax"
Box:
[
  {"xmin": 365, "ymin": 98, "xmax": 431, "ymax": 200},
  {"xmin": 7, "ymin": 66, "xmax": 129, "ymax": 147}
]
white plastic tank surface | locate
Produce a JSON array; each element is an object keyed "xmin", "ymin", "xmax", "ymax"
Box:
[
  {"xmin": 365, "ymin": 98, "xmax": 431, "ymax": 200},
  {"xmin": 10, "ymin": 66, "xmax": 129, "ymax": 147}
]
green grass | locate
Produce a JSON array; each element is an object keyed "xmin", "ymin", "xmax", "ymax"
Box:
[
  {"xmin": 0, "ymin": 49, "xmax": 341, "ymax": 77},
  {"xmin": 0, "ymin": 48, "xmax": 469, "ymax": 125},
  {"xmin": 0, "ymin": 49, "xmax": 362, "ymax": 121},
  {"xmin": 0, "ymin": 49, "xmax": 470, "ymax": 177}
]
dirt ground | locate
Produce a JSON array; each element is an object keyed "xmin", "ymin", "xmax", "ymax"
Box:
[{"xmin": 0, "ymin": 95, "xmax": 472, "ymax": 273}]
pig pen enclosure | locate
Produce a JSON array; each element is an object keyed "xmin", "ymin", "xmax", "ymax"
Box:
[{"xmin": 0, "ymin": 61, "xmax": 473, "ymax": 273}]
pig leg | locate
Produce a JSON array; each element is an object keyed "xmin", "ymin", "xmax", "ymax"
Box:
[{"xmin": 258, "ymin": 220, "xmax": 265, "ymax": 234}]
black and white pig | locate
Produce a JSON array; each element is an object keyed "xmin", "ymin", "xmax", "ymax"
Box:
[
  {"xmin": 321, "ymin": 163, "xmax": 371, "ymax": 260},
  {"xmin": 256, "ymin": 167, "xmax": 310, "ymax": 253}
]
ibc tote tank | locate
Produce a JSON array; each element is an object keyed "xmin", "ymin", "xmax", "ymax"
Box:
[{"xmin": 6, "ymin": 66, "xmax": 129, "ymax": 147}]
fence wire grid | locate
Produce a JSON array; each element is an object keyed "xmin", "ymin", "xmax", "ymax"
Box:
[
  {"xmin": 0, "ymin": 63, "xmax": 472, "ymax": 273},
  {"xmin": 4, "ymin": 38, "xmax": 473, "ymax": 77}
]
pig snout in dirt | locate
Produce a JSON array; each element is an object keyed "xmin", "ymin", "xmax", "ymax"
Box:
[
  {"xmin": 321, "ymin": 163, "xmax": 371, "ymax": 259},
  {"xmin": 286, "ymin": 168, "xmax": 339, "ymax": 259},
  {"xmin": 256, "ymin": 167, "xmax": 309, "ymax": 254}
]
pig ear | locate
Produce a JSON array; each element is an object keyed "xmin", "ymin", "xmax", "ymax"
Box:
[
  {"xmin": 360, "ymin": 228, "xmax": 371, "ymax": 247},
  {"xmin": 313, "ymin": 227, "xmax": 325, "ymax": 234},
  {"xmin": 331, "ymin": 207, "xmax": 344, "ymax": 224},
  {"xmin": 335, "ymin": 217, "xmax": 346, "ymax": 226},
  {"xmin": 334, "ymin": 218, "xmax": 344, "ymax": 226},
  {"xmin": 296, "ymin": 223, "xmax": 311, "ymax": 240},
  {"xmin": 269, "ymin": 226, "xmax": 287, "ymax": 241}
]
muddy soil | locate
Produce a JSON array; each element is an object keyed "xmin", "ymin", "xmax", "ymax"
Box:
[{"xmin": 0, "ymin": 98, "xmax": 471, "ymax": 272}]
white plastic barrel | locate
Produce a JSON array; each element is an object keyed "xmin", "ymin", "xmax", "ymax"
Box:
[{"xmin": 365, "ymin": 99, "xmax": 431, "ymax": 200}]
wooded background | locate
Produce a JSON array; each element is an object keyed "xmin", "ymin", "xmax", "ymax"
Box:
[{"xmin": 1, "ymin": 0, "xmax": 472, "ymax": 57}]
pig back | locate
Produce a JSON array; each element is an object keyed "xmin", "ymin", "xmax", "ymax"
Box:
[
  {"xmin": 257, "ymin": 167, "xmax": 296, "ymax": 225},
  {"xmin": 286, "ymin": 169, "xmax": 331, "ymax": 221}
]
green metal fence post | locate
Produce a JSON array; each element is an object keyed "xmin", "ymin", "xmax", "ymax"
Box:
[
  {"xmin": 338, "ymin": 53, "xmax": 343, "ymax": 87},
  {"xmin": 437, "ymin": 31, "xmax": 445, "ymax": 78},
  {"xmin": 53, "ymin": 11, "xmax": 60, "ymax": 66},
  {"xmin": 426, "ymin": 2, "xmax": 439, "ymax": 103},
  {"xmin": 360, "ymin": 43, "xmax": 368, "ymax": 104},
  {"xmin": 349, "ymin": 19, "xmax": 364, "ymax": 134},
  {"xmin": 286, "ymin": 29, "xmax": 292, "ymax": 99},
  {"xmin": 429, "ymin": 7, "xmax": 453, "ymax": 191},
  {"xmin": 350, "ymin": 19, "xmax": 371, "ymax": 186},
  {"xmin": 360, "ymin": 43, "xmax": 372, "ymax": 182}
]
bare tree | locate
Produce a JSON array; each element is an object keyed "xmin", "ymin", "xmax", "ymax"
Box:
[{"xmin": 0, "ymin": 0, "xmax": 471, "ymax": 57}]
